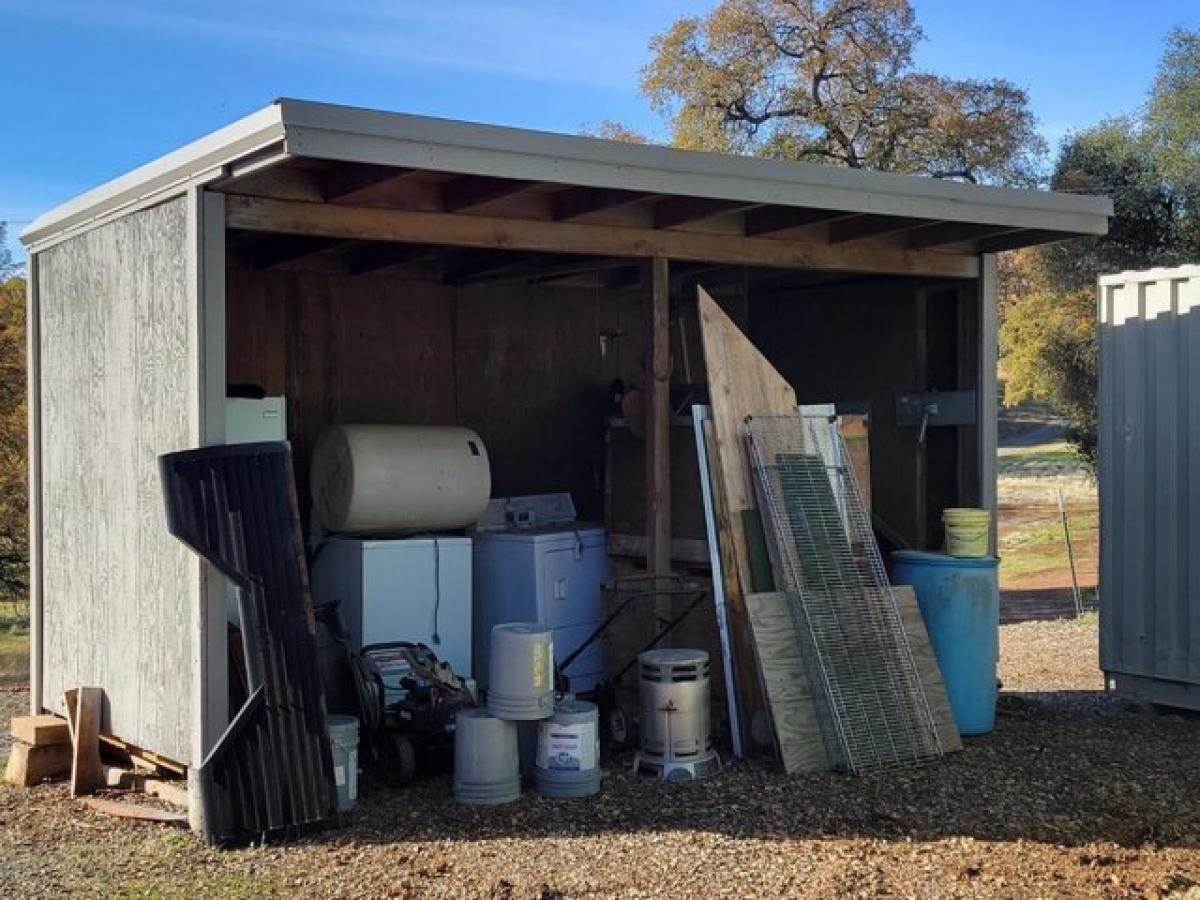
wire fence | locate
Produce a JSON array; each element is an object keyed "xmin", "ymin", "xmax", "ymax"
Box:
[{"xmin": 997, "ymin": 495, "xmax": 1100, "ymax": 622}]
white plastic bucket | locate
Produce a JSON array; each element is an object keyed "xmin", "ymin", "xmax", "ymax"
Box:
[{"xmin": 327, "ymin": 714, "xmax": 360, "ymax": 812}]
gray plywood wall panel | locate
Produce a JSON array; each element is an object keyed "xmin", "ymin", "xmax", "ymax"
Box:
[
  {"xmin": 38, "ymin": 198, "xmax": 196, "ymax": 762},
  {"xmin": 1099, "ymin": 266, "xmax": 1200, "ymax": 704}
]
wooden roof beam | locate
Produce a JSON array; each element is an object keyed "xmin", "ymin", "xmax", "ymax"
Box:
[
  {"xmin": 744, "ymin": 207, "xmax": 854, "ymax": 237},
  {"xmin": 226, "ymin": 196, "xmax": 980, "ymax": 279},
  {"xmin": 907, "ymin": 222, "xmax": 1023, "ymax": 250},
  {"xmin": 442, "ymin": 176, "xmax": 541, "ymax": 212},
  {"xmin": 441, "ymin": 249, "xmax": 550, "ymax": 284},
  {"xmin": 973, "ymin": 229, "xmax": 1076, "ymax": 253},
  {"xmin": 553, "ymin": 187, "xmax": 655, "ymax": 221},
  {"xmin": 653, "ymin": 197, "xmax": 764, "ymax": 229},
  {"xmin": 342, "ymin": 241, "xmax": 434, "ymax": 275},
  {"xmin": 828, "ymin": 214, "xmax": 928, "ymax": 244},
  {"xmin": 245, "ymin": 235, "xmax": 348, "ymax": 269},
  {"xmin": 320, "ymin": 163, "xmax": 423, "ymax": 203}
]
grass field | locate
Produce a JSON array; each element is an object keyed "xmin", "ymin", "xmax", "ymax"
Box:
[
  {"xmin": 997, "ymin": 441, "xmax": 1084, "ymax": 474},
  {"xmin": 0, "ymin": 627, "xmax": 28, "ymax": 684},
  {"xmin": 996, "ymin": 441, "xmax": 1098, "ymax": 593}
]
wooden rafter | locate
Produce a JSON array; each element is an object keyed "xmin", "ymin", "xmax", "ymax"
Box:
[
  {"xmin": 829, "ymin": 215, "xmax": 928, "ymax": 244},
  {"xmin": 442, "ymin": 176, "xmax": 540, "ymax": 212},
  {"xmin": 451, "ymin": 253, "xmax": 630, "ymax": 285},
  {"xmin": 321, "ymin": 164, "xmax": 422, "ymax": 203},
  {"xmin": 974, "ymin": 229, "xmax": 1073, "ymax": 253},
  {"xmin": 553, "ymin": 186, "xmax": 654, "ymax": 221},
  {"xmin": 245, "ymin": 235, "xmax": 347, "ymax": 269},
  {"xmin": 906, "ymin": 221, "xmax": 1022, "ymax": 250},
  {"xmin": 744, "ymin": 207, "xmax": 853, "ymax": 237},
  {"xmin": 654, "ymin": 197, "xmax": 763, "ymax": 229},
  {"xmin": 341, "ymin": 241, "xmax": 433, "ymax": 275},
  {"xmin": 225, "ymin": 196, "xmax": 980, "ymax": 278},
  {"xmin": 441, "ymin": 249, "xmax": 548, "ymax": 284}
]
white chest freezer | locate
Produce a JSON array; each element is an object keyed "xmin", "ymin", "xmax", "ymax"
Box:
[
  {"xmin": 310, "ymin": 535, "xmax": 473, "ymax": 677},
  {"xmin": 472, "ymin": 524, "xmax": 610, "ymax": 693}
]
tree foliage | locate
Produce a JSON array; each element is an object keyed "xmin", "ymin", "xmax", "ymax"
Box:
[
  {"xmin": 1000, "ymin": 30, "xmax": 1200, "ymax": 473},
  {"xmin": 640, "ymin": 0, "xmax": 1045, "ymax": 184},
  {"xmin": 0, "ymin": 239, "xmax": 26, "ymax": 598}
]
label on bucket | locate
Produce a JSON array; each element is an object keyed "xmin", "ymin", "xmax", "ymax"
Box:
[
  {"xmin": 334, "ymin": 765, "xmax": 345, "ymax": 787},
  {"xmin": 532, "ymin": 640, "xmax": 554, "ymax": 690},
  {"xmin": 536, "ymin": 721, "xmax": 596, "ymax": 771}
]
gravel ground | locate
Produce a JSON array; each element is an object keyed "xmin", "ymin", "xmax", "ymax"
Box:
[{"xmin": 2, "ymin": 619, "xmax": 1198, "ymax": 899}]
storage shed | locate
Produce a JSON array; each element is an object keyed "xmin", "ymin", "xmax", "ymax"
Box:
[
  {"xmin": 1099, "ymin": 265, "xmax": 1200, "ymax": 711},
  {"xmin": 21, "ymin": 100, "xmax": 1111, "ymax": 814}
]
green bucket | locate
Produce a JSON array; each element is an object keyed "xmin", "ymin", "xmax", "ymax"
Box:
[{"xmin": 942, "ymin": 507, "xmax": 990, "ymax": 558}]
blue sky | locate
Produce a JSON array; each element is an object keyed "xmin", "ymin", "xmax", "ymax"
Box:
[{"xmin": 3, "ymin": 0, "xmax": 1197, "ymax": 262}]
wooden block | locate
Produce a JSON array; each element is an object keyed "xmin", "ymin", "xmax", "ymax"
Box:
[
  {"xmin": 894, "ymin": 586, "xmax": 962, "ymax": 753},
  {"xmin": 83, "ymin": 797, "xmax": 188, "ymax": 827},
  {"xmin": 744, "ymin": 591, "xmax": 830, "ymax": 774},
  {"xmin": 9, "ymin": 714, "xmax": 70, "ymax": 747},
  {"xmin": 145, "ymin": 779, "xmax": 189, "ymax": 809},
  {"xmin": 102, "ymin": 765, "xmax": 148, "ymax": 791},
  {"xmin": 4, "ymin": 741, "xmax": 73, "ymax": 787},
  {"xmin": 66, "ymin": 687, "xmax": 106, "ymax": 798}
]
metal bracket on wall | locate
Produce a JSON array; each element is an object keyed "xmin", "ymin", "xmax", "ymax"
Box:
[{"xmin": 896, "ymin": 390, "xmax": 977, "ymax": 446}]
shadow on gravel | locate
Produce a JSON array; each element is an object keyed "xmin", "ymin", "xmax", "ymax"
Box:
[
  {"xmin": 321, "ymin": 690, "xmax": 1200, "ymax": 854},
  {"xmin": 1000, "ymin": 587, "xmax": 1092, "ymax": 624}
]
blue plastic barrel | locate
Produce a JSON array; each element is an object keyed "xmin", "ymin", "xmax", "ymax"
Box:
[{"xmin": 891, "ymin": 550, "xmax": 1000, "ymax": 735}]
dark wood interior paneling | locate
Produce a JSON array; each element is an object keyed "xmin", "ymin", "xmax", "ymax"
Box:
[
  {"xmin": 749, "ymin": 278, "xmax": 976, "ymax": 551},
  {"xmin": 226, "ymin": 265, "xmax": 645, "ymax": 522},
  {"xmin": 227, "ymin": 257, "xmax": 979, "ymax": 550}
]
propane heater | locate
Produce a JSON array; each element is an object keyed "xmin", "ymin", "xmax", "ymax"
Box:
[{"xmin": 632, "ymin": 649, "xmax": 721, "ymax": 780}]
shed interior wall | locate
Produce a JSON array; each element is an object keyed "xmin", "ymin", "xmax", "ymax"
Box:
[{"xmin": 225, "ymin": 248, "xmax": 979, "ymax": 553}]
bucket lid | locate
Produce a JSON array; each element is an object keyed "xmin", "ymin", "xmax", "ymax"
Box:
[
  {"xmin": 891, "ymin": 549, "xmax": 998, "ymax": 569},
  {"xmin": 327, "ymin": 714, "xmax": 359, "ymax": 733},
  {"xmin": 493, "ymin": 622, "xmax": 551, "ymax": 636},
  {"xmin": 553, "ymin": 697, "xmax": 598, "ymax": 717},
  {"xmin": 640, "ymin": 648, "xmax": 708, "ymax": 665}
]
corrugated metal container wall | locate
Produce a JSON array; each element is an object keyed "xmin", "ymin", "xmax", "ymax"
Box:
[{"xmin": 1099, "ymin": 265, "xmax": 1200, "ymax": 710}]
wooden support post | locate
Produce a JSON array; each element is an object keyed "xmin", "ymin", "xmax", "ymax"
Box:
[
  {"xmin": 978, "ymin": 254, "xmax": 999, "ymax": 555},
  {"xmin": 646, "ymin": 258, "xmax": 672, "ymax": 621}
]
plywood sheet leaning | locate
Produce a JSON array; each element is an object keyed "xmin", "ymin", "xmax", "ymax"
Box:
[
  {"xmin": 696, "ymin": 286, "xmax": 823, "ymax": 763},
  {"xmin": 743, "ymin": 592, "xmax": 830, "ymax": 773},
  {"xmin": 893, "ymin": 585, "xmax": 961, "ymax": 752}
]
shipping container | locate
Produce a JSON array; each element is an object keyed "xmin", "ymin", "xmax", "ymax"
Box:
[{"xmin": 1099, "ymin": 265, "xmax": 1200, "ymax": 710}]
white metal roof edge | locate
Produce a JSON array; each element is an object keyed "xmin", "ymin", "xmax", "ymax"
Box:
[
  {"xmin": 1099, "ymin": 264, "xmax": 1200, "ymax": 286},
  {"xmin": 22, "ymin": 98, "xmax": 1113, "ymax": 249},
  {"xmin": 21, "ymin": 104, "xmax": 287, "ymax": 249},
  {"xmin": 278, "ymin": 99, "xmax": 1112, "ymax": 234}
]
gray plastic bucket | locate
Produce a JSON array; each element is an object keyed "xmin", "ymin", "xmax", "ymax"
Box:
[
  {"xmin": 487, "ymin": 624, "xmax": 555, "ymax": 720},
  {"xmin": 533, "ymin": 698, "xmax": 601, "ymax": 798},
  {"xmin": 454, "ymin": 708, "xmax": 521, "ymax": 805},
  {"xmin": 327, "ymin": 714, "xmax": 360, "ymax": 812}
]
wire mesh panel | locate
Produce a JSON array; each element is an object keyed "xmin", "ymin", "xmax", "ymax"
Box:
[{"xmin": 747, "ymin": 412, "xmax": 943, "ymax": 772}]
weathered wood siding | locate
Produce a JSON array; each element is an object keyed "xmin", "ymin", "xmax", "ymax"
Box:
[{"xmin": 38, "ymin": 199, "xmax": 196, "ymax": 762}]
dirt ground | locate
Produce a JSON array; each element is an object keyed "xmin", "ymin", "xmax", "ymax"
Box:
[{"xmin": 2, "ymin": 618, "xmax": 1198, "ymax": 899}]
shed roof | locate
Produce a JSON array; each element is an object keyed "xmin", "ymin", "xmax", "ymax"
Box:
[{"xmin": 23, "ymin": 98, "xmax": 1112, "ymax": 256}]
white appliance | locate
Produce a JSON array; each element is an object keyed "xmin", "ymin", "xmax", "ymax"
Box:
[
  {"xmin": 310, "ymin": 535, "xmax": 473, "ymax": 677},
  {"xmin": 472, "ymin": 494, "xmax": 610, "ymax": 693},
  {"xmin": 225, "ymin": 396, "xmax": 287, "ymax": 443},
  {"xmin": 221, "ymin": 397, "xmax": 289, "ymax": 623}
]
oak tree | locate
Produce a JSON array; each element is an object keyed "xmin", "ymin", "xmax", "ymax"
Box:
[{"xmin": 641, "ymin": 0, "xmax": 1045, "ymax": 184}]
